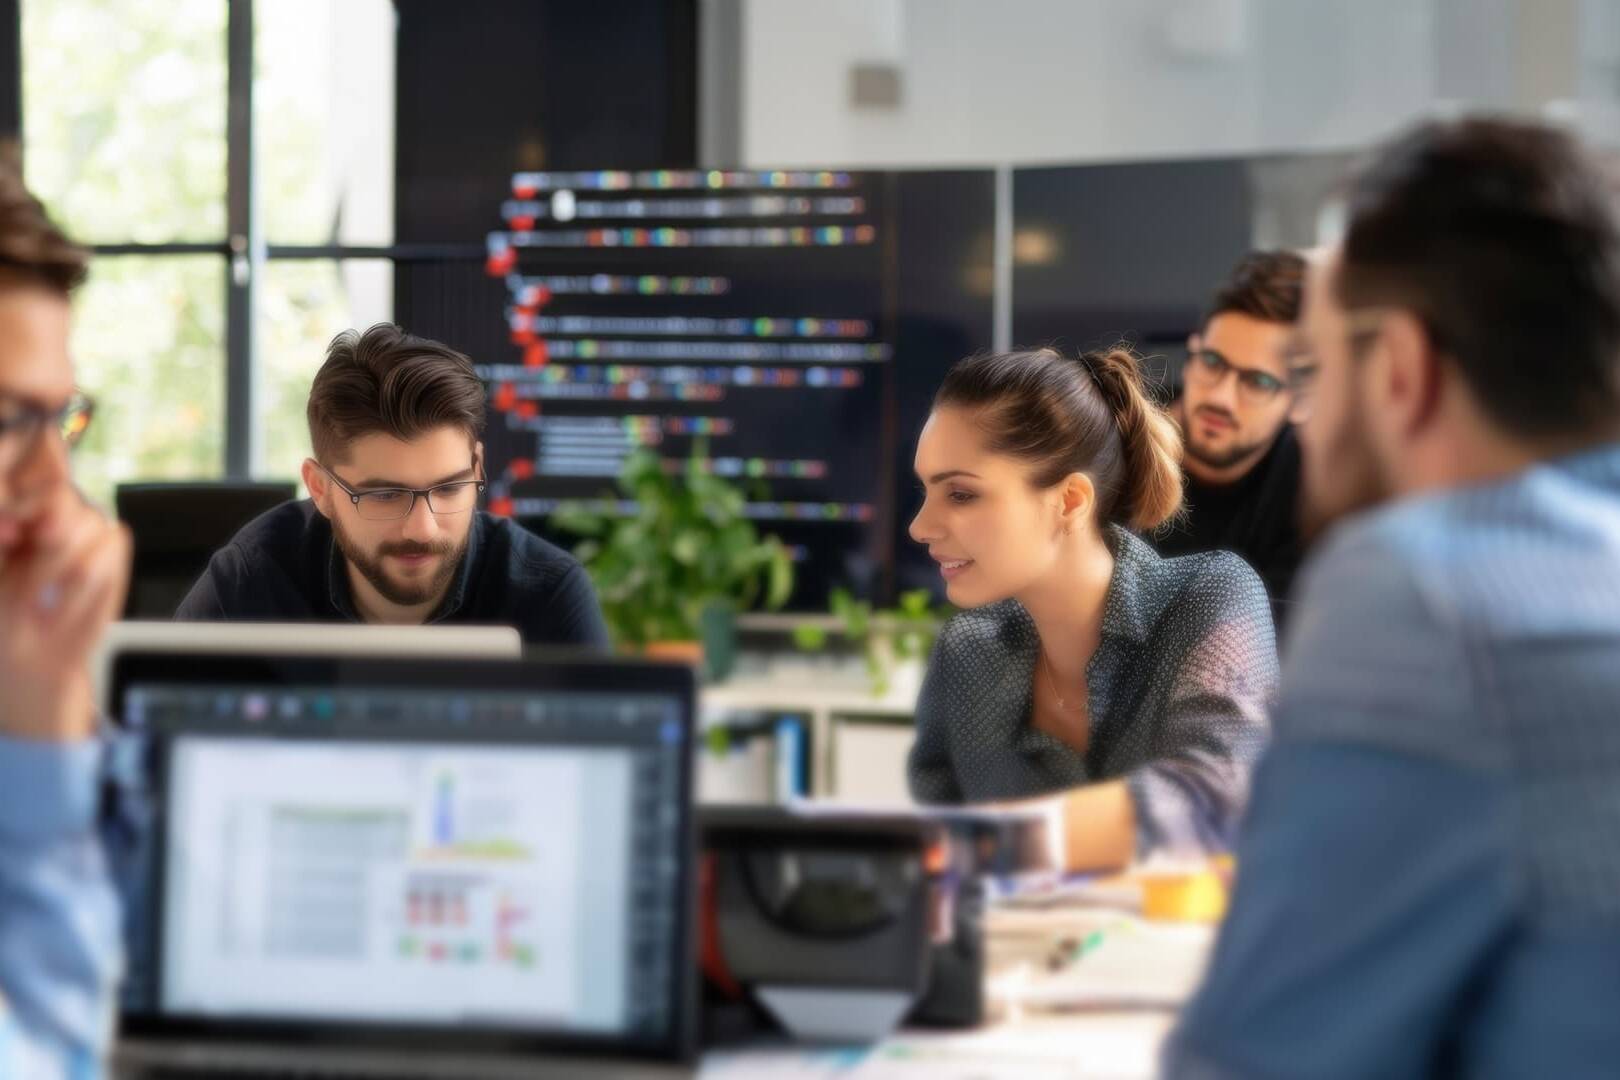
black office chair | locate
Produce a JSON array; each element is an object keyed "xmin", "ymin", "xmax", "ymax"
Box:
[{"xmin": 115, "ymin": 480, "xmax": 297, "ymax": 618}]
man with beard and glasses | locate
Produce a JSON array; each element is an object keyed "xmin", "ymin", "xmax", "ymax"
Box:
[
  {"xmin": 1165, "ymin": 117, "xmax": 1620, "ymax": 1078},
  {"xmin": 177, "ymin": 324, "xmax": 609, "ymax": 647},
  {"xmin": 1155, "ymin": 250, "xmax": 1307, "ymax": 625}
]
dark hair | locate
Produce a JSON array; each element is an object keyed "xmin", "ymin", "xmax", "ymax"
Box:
[
  {"xmin": 1204, "ymin": 249, "xmax": 1305, "ymax": 326},
  {"xmin": 307, "ymin": 323, "xmax": 486, "ymax": 463},
  {"xmin": 1337, "ymin": 116, "xmax": 1620, "ymax": 440},
  {"xmin": 934, "ymin": 347, "xmax": 1183, "ymax": 532},
  {"xmin": 0, "ymin": 149, "xmax": 87, "ymax": 295}
]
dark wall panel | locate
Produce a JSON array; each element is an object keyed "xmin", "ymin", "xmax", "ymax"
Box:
[
  {"xmin": 890, "ymin": 170, "xmax": 996, "ymax": 600},
  {"xmin": 1012, "ymin": 158, "xmax": 1253, "ymax": 357},
  {"xmin": 0, "ymin": 0, "xmax": 17, "ymax": 145},
  {"xmin": 394, "ymin": 0, "xmax": 697, "ymax": 243}
]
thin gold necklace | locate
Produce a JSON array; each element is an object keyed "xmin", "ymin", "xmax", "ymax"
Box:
[{"xmin": 1040, "ymin": 650, "xmax": 1083, "ymax": 712}]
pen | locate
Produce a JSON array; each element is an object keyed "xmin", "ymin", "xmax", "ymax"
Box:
[{"xmin": 1047, "ymin": 927, "xmax": 1108, "ymax": 971}]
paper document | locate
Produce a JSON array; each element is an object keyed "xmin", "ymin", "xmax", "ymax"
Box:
[{"xmin": 988, "ymin": 913, "xmax": 1214, "ymax": 1010}]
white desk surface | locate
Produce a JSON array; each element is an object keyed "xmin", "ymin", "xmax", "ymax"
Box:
[{"xmin": 700, "ymin": 1012, "xmax": 1174, "ymax": 1079}]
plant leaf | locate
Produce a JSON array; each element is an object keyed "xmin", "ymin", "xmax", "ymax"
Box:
[{"xmin": 793, "ymin": 624, "xmax": 828, "ymax": 651}]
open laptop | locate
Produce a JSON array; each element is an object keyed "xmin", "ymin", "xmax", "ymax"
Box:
[
  {"xmin": 109, "ymin": 651, "xmax": 697, "ymax": 1078},
  {"xmin": 92, "ymin": 622, "xmax": 523, "ymax": 717}
]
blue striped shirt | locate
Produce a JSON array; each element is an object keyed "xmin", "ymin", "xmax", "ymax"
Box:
[
  {"xmin": 0, "ymin": 736, "xmax": 120, "ymax": 1079},
  {"xmin": 1167, "ymin": 441, "xmax": 1620, "ymax": 1079}
]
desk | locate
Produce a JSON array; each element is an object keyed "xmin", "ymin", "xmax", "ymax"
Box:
[
  {"xmin": 699, "ymin": 889, "xmax": 1210, "ymax": 1079},
  {"xmin": 700, "ymin": 1013, "xmax": 1174, "ymax": 1079}
]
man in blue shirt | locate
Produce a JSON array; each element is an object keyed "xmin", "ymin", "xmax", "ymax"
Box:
[
  {"xmin": 0, "ymin": 166, "xmax": 131, "ymax": 1075},
  {"xmin": 1166, "ymin": 119, "xmax": 1620, "ymax": 1076}
]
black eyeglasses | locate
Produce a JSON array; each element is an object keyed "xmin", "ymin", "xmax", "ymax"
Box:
[
  {"xmin": 312, "ymin": 460, "xmax": 486, "ymax": 521},
  {"xmin": 0, "ymin": 391, "xmax": 95, "ymax": 472},
  {"xmin": 1184, "ymin": 349, "xmax": 1289, "ymax": 404}
]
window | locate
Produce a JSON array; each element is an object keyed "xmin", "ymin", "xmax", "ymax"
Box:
[
  {"xmin": 22, "ymin": 0, "xmax": 227, "ymax": 243},
  {"xmin": 23, "ymin": 0, "xmax": 229, "ymax": 505},
  {"xmin": 17, "ymin": 0, "xmax": 399, "ymax": 505},
  {"xmin": 68, "ymin": 256, "xmax": 226, "ymax": 504},
  {"xmin": 256, "ymin": 0, "xmax": 394, "ymax": 246},
  {"xmin": 258, "ymin": 259, "xmax": 392, "ymax": 478}
]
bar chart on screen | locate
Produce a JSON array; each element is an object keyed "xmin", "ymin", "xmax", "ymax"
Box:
[{"xmin": 162, "ymin": 740, "xmax": 610, "ymax": 1026}]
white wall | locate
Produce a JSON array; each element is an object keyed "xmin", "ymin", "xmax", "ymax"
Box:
[{"xmin": 731, "ymin": 0, "xmax": 1620, "ymax": 169}]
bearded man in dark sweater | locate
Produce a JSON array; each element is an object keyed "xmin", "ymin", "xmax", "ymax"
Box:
[{"xmin": 1155, "ymin": 250, "xmax": 1307, "ymax": 626}]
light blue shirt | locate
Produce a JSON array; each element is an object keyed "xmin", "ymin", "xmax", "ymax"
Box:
[
  {"xmin": 0, "ymin": 735, "xmax": 121, "ymax": 1079},
  {"xmin": 1166, "ymin": 442, "xmax": 1620, "ymax": 1079}
]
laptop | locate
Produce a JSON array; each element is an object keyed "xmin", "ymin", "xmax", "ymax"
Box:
[
  {"xmin": 92, "ymin": 622, "xmax": 523, "ymax": 716},
  {"xmin": 109, "ymin": 651, "xmax": 697, "ymax": 1078}
]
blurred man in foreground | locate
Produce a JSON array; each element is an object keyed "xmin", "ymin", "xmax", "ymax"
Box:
[
  {"xmin": 1168, "ymin": 116, "xmax": 1620, "ymax": 1077},
  {"xmin": 0, "ymin": 162, "xmax": 130, "ymax": 1077}
]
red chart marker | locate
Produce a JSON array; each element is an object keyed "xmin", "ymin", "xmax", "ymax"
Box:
[{"xmin": 485, "ymin": 248, "xmax": 516, "ymax": 276}]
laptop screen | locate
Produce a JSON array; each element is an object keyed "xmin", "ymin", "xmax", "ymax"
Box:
[{"xmin": 115, "ymin": 658, "xmax": 694, "ymax": 1059}]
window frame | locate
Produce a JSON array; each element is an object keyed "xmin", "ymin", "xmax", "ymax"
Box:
[{"xmin": 8, "ymin": 0, "xmax": 483, "ymax": 483}]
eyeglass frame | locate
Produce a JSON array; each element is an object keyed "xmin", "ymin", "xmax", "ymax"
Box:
[
  {"xmin": 0, "ymin": 390, "xmax": 96, "ymax": 471},
  {"xmin": 1279, "ymin": 309, "xmax": 1392, "ymax": 421},
  {"xmin": 309, "ymin": 457, "xmax": 487, "ymax": 521},
  {"xmin": 1183, "ymin": 345, "xmax": 1293, "ymax": 404}
]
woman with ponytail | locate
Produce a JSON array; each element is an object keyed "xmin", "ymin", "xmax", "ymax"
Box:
[{"xmin": 908, "ymin": 347, "xmax": 1277, "ymax": 870}]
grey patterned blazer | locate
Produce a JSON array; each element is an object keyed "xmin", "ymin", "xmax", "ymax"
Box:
[{"xmin": 908, "ymin": 525, "xmax": 1279, "ymax": 857}]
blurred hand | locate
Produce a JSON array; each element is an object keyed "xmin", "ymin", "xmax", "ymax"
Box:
[{"xmin": 0, "ymin": 484, "xmax": 130, "ymax": 741}]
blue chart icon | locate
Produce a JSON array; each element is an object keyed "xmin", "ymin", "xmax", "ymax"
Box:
[{"xmin": 433, "ymin": 773, "xmax": 455, "ymax": 846}]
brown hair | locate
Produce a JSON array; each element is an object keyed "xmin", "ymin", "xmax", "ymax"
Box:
[
  {"xmin": 0, "ymin": 149, "xmax": 88, "ymax": 295},
  {"xmin": 306, "ymin": 323, "xmax": 487, "ymax": 463},
  {"xmin": 1338, "ymin": 116, "xmax": 1620, "ymax": 440},
  {"xmin": 1204, "ymin": 249, "xmax": 1305, "ymax": 327},
  {"xmin": 935, "ymin": 347, "xmax": 1184, "ymax": 532}
]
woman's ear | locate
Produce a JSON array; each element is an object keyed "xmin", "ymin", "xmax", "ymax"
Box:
[{"xmin": 1056, "ymin": 472, "xmax": 1097, "ymax": 536}]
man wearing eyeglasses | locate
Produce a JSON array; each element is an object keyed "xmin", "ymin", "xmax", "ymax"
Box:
[
  {"xmin": 1166, "ymin": 118, "xmax": 1620, "ymax": 1077},
  {"xmin": 1156, "ymin": 250, "xmax": 1307, "ymax": 623},
  {"xmin": 0, "ymin": 164, "xmax": 130, "ymax": 1076},
  {"xmin": 176, "ymin": 324, "xmax": 609, "ymax": 647}
]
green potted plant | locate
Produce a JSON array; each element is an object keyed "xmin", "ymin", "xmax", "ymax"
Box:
[
  {"xmin": 794, "ymin": 587, "xmax": 950, "ymax": 698},
  {"xmin": 551, "ymin": 441, "xmax": 794, "ymax": 678}
]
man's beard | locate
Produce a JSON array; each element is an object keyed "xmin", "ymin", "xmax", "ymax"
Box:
[
  {"xmin": 1299, "ymin": 388, "xmax": 1391, "ymax": 546},
  {"xmin": 332, "ymin": 516, "xmax": 466, "ymax": 608},
  {"xmin": 1183, "ymin": 406, "xmax": 1276, "ymax": 472}
]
